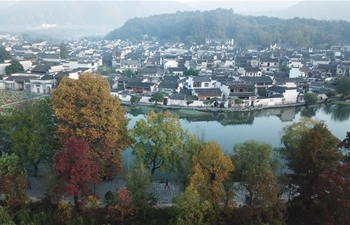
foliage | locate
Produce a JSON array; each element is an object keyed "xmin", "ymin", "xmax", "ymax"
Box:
[
  {"xmin": 0, "ymin": 206, "xmax": 15, "ymax": 225},
  {"xmin": 234, "ymin": 99, "xmax": 244, "ymax": 104},
  {"xmin": 280, "ymin": 118, "xmax": 342, "ymax": 224},
  {"xmin": 325, "ymin": 90, "xmax": 336, "ymax": 98},
  {"xmin": 316, "ymin": 162, "xmax": 350, "ymax": 225},
  {"xmin": 52, "ymin": 72, "xmax": 130, "ymax": 178},
  {"xmin": 125, "ymin": 162, "xmax": 157, "ymax": 219},
  {"xmin": 52, "ymin": 137, "xmax": 100, "ymax": 207},
  {"xmin": 336, "ymin": 76, "xmax": 350, "ymax": 99},
  {"xmin": 5, "ymin": 59, "xmax": 24, "ymax": 75},
  {"xmin": 123, "ymin": 68, "xmax": 137, "ymax": 77},
  {"xmin": 60, "ymin": 43, "xmax": 68, "ymax": 59},
  {"xmin": 0, "ymin": 154, "xmax": 28, "ymax": 210},
  {"xmin": 183, "ymin": 69, "xmax": 199, "ymax": 76},
  {"xmin": 219, "ymin": 102, "xmax": 225, "ymax": 108},
  {"xmin": 171, "ymin": 184, "xmax": 212, "ymax": 225},
  {"xmin": 130, "ymin": 111, "xmax": 188, "ymax": 178},
  {"xmin": 303, "ymin": 92, "xmax": 318, "ymax": 106},
  {"xmin": 0, "ymin": 47, "xmax": 11, "ymax": 63},
  {"xmin": 190, "ymin": 141, "xmax": 234, "ymax": 210},
  {"xmin": 105, "ymin": 8, "xmax": 350, "ymax": 47},
  {"xmin": 98, "ymin": 65, "xmax": 114, "ymax": 76},
  {"xmin": 130, "ymin": 95, "xmax": 141, "ymax": 105},
  {"xmin": 114, "ymin": 187, "xmax": 134, "ymax": 225},
  {"xmin": 232, "ymin": 140, "xmax": 284, "ymax": 224},
  {"xmin": 149, "ymin": 91, "xmax": 165, "ymax": 105},
  {"xmin": 5, "ymin": 98, "xmax": 57, "ymax": 176},
  {"xmin": 186, "ymin": 100, "xmax": 193, "ymax": 107},
  {"xmin": 279, "ymin": 64, "xmax": 290, "ymax": 73},
  {"xmin": 171, "ymin": 134, "xmax": 203, "ymax": 190}
]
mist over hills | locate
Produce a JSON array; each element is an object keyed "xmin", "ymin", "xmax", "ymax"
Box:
[{"xmin": 0, "ymin": 0, "xmax": 349, "ymax": 39}]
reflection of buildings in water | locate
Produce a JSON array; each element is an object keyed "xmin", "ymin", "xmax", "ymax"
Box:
[{"xmin": 255, "ymin": 107, "xmax": 302, "ymax": 122}]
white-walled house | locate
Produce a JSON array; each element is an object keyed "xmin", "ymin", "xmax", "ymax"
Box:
[{"xmin": 185, "ymin": 76, "xmax": 218, "ymax": 89}]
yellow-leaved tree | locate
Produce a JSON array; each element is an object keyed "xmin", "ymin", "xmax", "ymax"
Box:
[{"xmin": 52, "ymin": 73, "xmax": 130, "ymax": 178}]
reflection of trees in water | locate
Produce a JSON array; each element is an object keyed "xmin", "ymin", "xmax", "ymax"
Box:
[
  {"xmin": 323, "ymin": 104, "xmax": 350, "ymax": 122},
  {"xmin": 301, "ymin": 106, "xmax": 319, "ymax": 118}
]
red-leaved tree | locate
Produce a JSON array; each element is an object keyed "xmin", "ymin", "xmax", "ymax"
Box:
[
  {"xmin": 53, "ymin": 136, "xmax": 99, "ymax": 208},
  {"xmin": 316, "ymin": 162, "xmax": 350, "ymax": 225},
  {"xmin": 108, "ymin": 187, "xmax": 134, "ymax": 225}
]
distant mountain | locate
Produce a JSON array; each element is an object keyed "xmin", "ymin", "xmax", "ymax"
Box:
[
  {"xmin": 251, "ymin": 0, "xmax": 350, "ymax": 21},
  {"xmin": 0, "ymin": 0, "xmax": 194, "ymax": 38},
  {"xmin": 105, "ymin": 8, "xmax": 350, "ymax": 47}
]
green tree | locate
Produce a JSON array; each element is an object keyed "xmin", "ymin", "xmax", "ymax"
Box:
[
  {"xmin": 149, "ymin": 91, "xmax": 165, "ymax": 106},
  {"xmin": 171, "ymin": 184, "xmax": 212, "ymax": 225},
  {"xmin": 183, "ymin": 69, "xmax": 199, "ymax": 76},
  {"xmin": 130, "ymin": 111, "xmax": 188, "ymax": 179},
  {"xmin": 336, "ymin": 76, "xmax": 350, "ymax": 99},
  {"xmin": 232, "ymin": 140, "xmax": 285, "ymax": 224},
  {"xmin": 279, "ymin": 64, "xmax": 290, "ymax": 73},
  {"xmin": 130, "ymin": 95, "xmax": 141, "ymax": 106},
  {"xmin": 59, "ymin": 43, "xmax": 68, "ymax": 59},
  {"xmin": 186, "ymin": 100, "xmax": 193, "ymax": 107},
  {"xmin": 52, "ymin": 73, "xmax": 131, "ymax": 178},
  {"xmin": 123, "ymin": 69, "xmax": 135, "ymax": 78},
  {"xmin": 125, "ymin": 162, "xmax": 157, "ymax": 221},
  {"xmin": 0, "ymin": 154, "xmax": 28, "ymax": 210},
  {"xmin": 5, "ymin": 59, "xmax": 24, "ymax": 75},
  {"xmin": 0, "ymin": 47, "xmax": 11, "ymax": 63},
  {"xmin": 6, "ymin": 98, "xmax": 57, "ymax": 177},
  {"xmin": 280, "ymin": 118, "xmax": 342, "ymax": 224},
  {"xmin": 325, "ymin": 90, "xmax": 336, "ymax": 98},
  {"xmin": 303, "ymin": 92, "xmax": 318, "ymax": 106}
]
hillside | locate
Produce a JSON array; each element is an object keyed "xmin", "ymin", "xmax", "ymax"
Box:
[{"xmin": 105, "ymin": 8, "xmax": 350, "ymax": 47}]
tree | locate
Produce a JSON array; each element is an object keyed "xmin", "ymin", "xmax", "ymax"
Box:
[
  {"xmin": 279, "ymin": 64, "xmax": 290, "ymax": 73},
  {"xmin": 149, "ymin": 91, "xmax": 165, "ymax": 105},
  {"xmin": 316, "ymin": 162, "xmax": 350, "ymax": 225},
  {"xmin": 0, "ymin": 206, "xmax": 15, "ymax": 225},
  {"xmin": 130, "ymin": 95, "xmax": 141, "ymax": 106},
  {"xmin": 6, "ymin": 98, "xmax": 57, "ymax": 177},
  {"xmin": 183, "ymin": 69, "xmax": 199, "ymax": 76},
  {"xmin": 130, "ymin": 111, "xmax": 188, "ymax": 179},
  {"xmin": 125, "ymin": 162, "xmax": 157, "ymax": 220},
  {"xmin": 52, "ymin": 136, "xmax": 99, "ymax": 208},
  {"xmin": 5, "ymin": 59, "xmax": 24, "ymax": 75},
  {"xmin": 190, "ymin": 141, "xmax": 234, "ymax": 213},
  {"xmin": 280, "ymin": 118, "xmax": 342, "ymax": 224},
  {"xmin": 114, "ymin": 187, "xmax": 134, "ymax": 225},
  {"xmin": 171, "ymin": 184, "xmax": 212, "ymax": 225},
  {"xmin": 123, "ymin": 69, "xmax": 135, "ymax": 78},
  {"xmin": 52, "ymin": 73, "xmax": 130, "ymax": 178},
  {"xmin": 59, "ymin": 43, "xmax": 68, "ymax": 59},
  {"xmin": 232, "ymin": 140, "xmax": 284, "ymax": 224},
  {"xmin": 325, "ymin": 90, "xmax": 336, "ymax": 98},
  {"xmin": 303, "ymin": 92, "xmax": 318, "ymax": 106},
  {"xmin": 336, "ymin": 77, "xmax": 350, "ymax": 99},
  {"xmin": 0, "ymin": 47, "xmax": 11, "ymax": 63},
  {"xmin": 0, "ymin": 154, "xmax": 28, "ymax": 210},
  {"xmin": 186, "ymin": 100, "xmax": 194, "ymax": 107}
]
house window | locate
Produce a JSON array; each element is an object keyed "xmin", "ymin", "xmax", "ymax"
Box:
[
  {"xmin": 239, "ymin": 89, "xmax": 243, "ymax": 92},
  {"xmin": 194, "ymin": 82, "xmax": 201, "ymax": 87},
  {"xmin": 230, "ymin": 89, "xmax": 234, "ymax": 92},
  {"xmin": 204, "ymin": 83, "xmax": 209, "ymax": 87}
]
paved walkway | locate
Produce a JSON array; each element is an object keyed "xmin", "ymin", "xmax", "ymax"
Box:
[{"xmin": 26, "ymin": 177, "xmax": 182, "ymax": 205}]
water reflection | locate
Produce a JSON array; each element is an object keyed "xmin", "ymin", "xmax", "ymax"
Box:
[{"xmin": 322, "ymin": 104, "xmax": 350, "ymax": 122}]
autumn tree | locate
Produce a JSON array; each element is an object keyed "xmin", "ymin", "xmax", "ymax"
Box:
[
  {"xmin": 336, "ymin": 76, "xmax": 350, "ymax": 99},
  {"xmin": 114, "ymin": 187, "xmax": 134, "ymax": 225},
  {"xmin": 0, "ymin": 154, "xmax": 28, "ymax": 210},
  {"xmin": 280, "ymin": 118, "xmax": 342, "ymax": 224},
  {"xmin": 5, "ymin": 59, "xmax": 24, "ymax": 75},
  {"xmin": 6, "ymin": 98, "xmax": 57, "ymax": 177},
  {"xmin": 52, "ymin": 73, "xmax": 130, "ymax": 178},
  {"xmin": 53, "ymin": 136, "xmax": 99, "ymax": 208},
  {"xmin": 316, "ymin": 162, "xmax": 350, "ymax": 225},
  {"xmin": 232, "ymin": 140, "xmax": 285, "ymax": 224},
  {"xmin": 190, "ymin": 141, "xmax": 234, "ymax": 222},
  {"xmin": 130, "ymin": 110, "xmax": 188, "ymax": 179}
]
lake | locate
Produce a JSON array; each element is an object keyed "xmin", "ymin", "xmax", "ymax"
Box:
[{"xmin": 122, "ymin": 103, "xmax": 350, "ymax": 176}]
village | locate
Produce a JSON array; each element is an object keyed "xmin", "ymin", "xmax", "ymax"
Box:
[{"xmin": 0, "ymin": 34, "xmax": 348, "ymax": 109}]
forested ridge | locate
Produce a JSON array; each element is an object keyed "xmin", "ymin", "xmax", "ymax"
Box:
[{"xmin": 105, "ymin": 8, "xmax": 350, "ymax": 47}]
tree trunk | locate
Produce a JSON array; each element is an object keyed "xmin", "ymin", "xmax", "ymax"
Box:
[
  {"xmin": 74, "ymin": 195, "xmax": 79, "ymax": 210},
  {"xmin": 34, "ymin": 164, "xmax": 38, "ymax": 177}
]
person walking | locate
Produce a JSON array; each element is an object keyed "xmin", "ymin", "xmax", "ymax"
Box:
[{"xmin": 164, "ymin": 179, "xmax": 170, "ymax": 189}]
